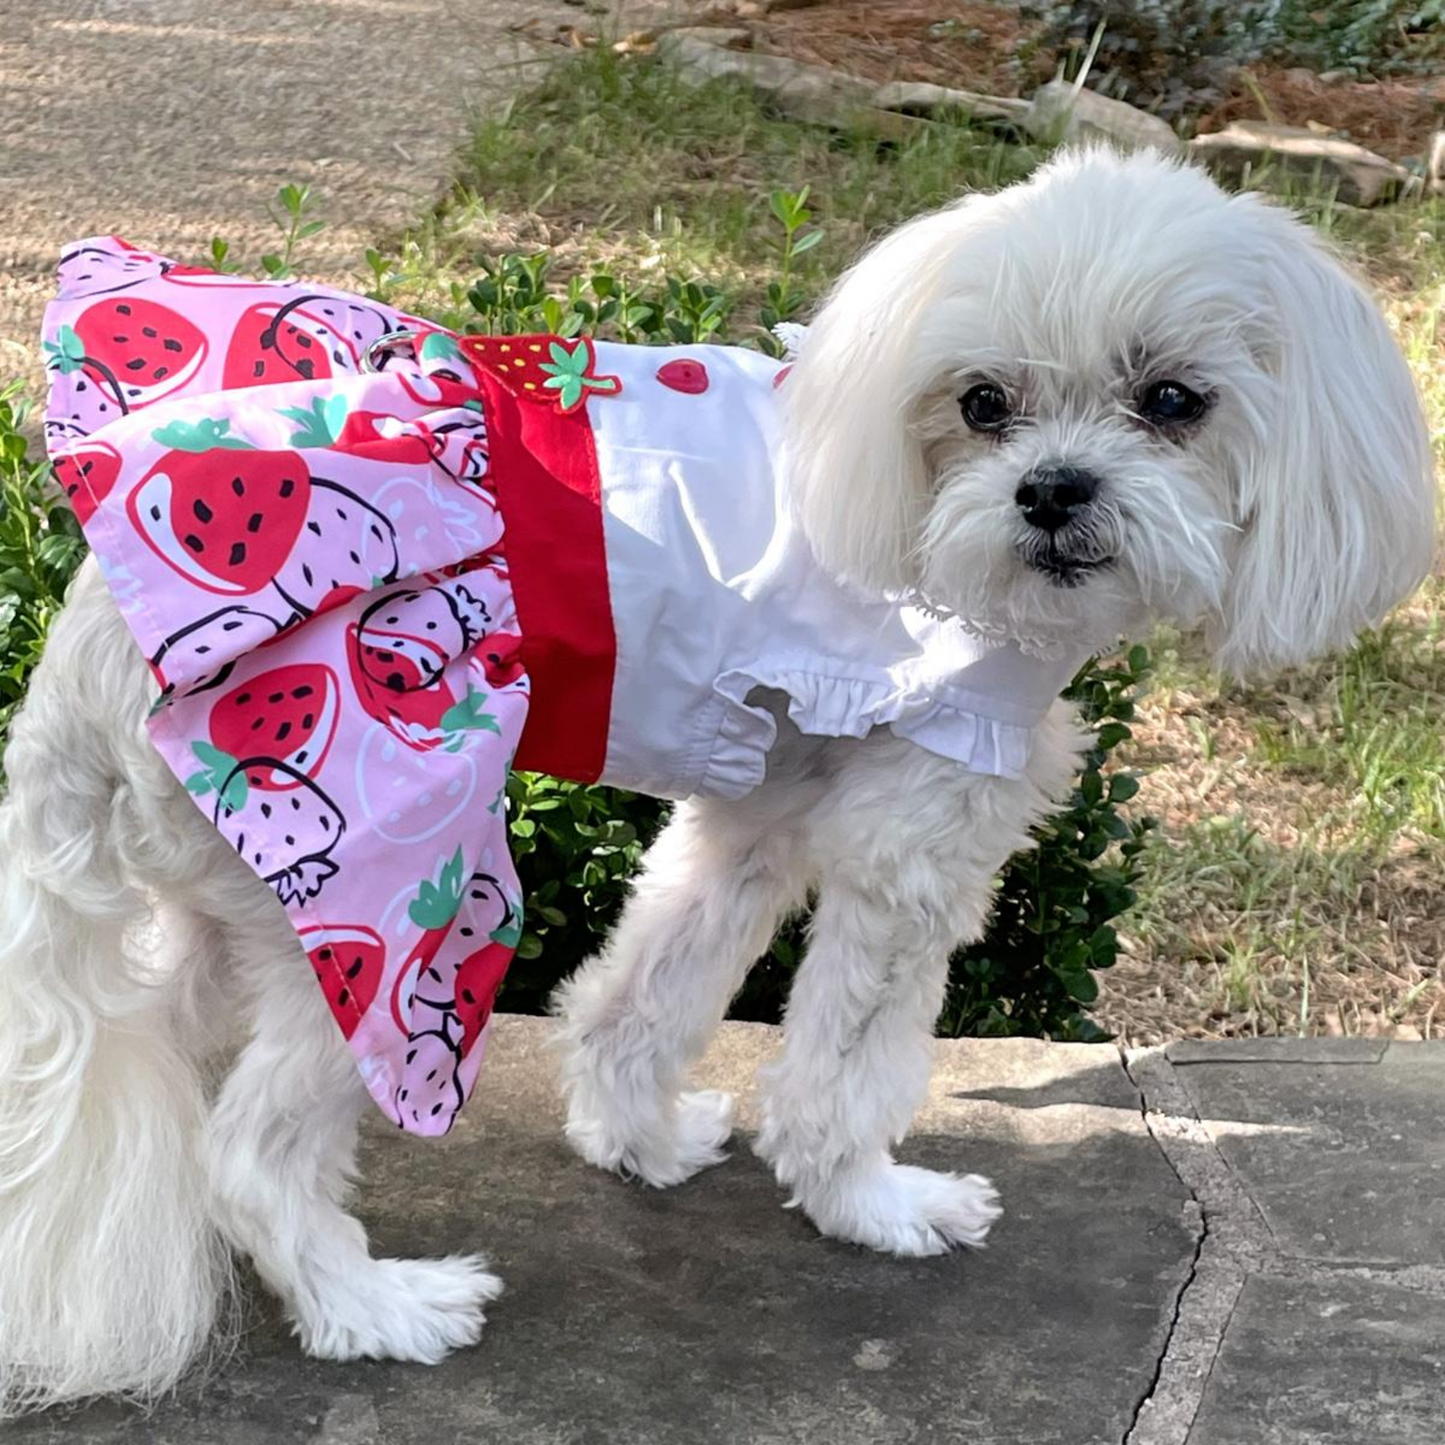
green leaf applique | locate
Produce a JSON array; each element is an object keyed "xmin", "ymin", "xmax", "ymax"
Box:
[
  {"xmin": 538, "ymin": 339, "xmax": 621, "ymax": 412},
  {"xmin": 489, "ymin": 900, "xmax": 524, "ymax": 950},
  {"xmin": 42, "ymin": 325, "xmax": 88, "ymax": 375},
  {"xmin": 420, "ymin": 330, "xmax": 463, "ymax": 363}
]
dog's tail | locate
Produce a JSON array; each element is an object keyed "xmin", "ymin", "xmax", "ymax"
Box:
[{"xmin": 0, "ymin": 562, "xmax": 226, "ymax": 1417}]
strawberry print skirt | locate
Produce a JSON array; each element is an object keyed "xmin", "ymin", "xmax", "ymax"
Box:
[{"xmin": 42, "ymin": 238, "xmax": 531, "ymax": 1135}]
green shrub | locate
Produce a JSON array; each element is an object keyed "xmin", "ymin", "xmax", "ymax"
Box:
[
  {"xmin": 0, "ymin": 182, "xmax": 1153, "ymax": 1040},
  {"xmin": 1275, "ymin": 0, "xmax": 1443, "ymax": 75},
  {"xmin": 0, "ymin": 386, "xmax": 85, "ymax": 755}
]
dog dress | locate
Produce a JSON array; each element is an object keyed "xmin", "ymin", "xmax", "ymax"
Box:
[{"xmin": 41, "ymin": 237, "xmax": 1086, "ymax": 1135}]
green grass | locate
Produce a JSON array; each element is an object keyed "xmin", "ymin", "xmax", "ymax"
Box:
[
  {"xmin": 450, "ymin": 48, "xmax": 1045, "ymax": 306},
  {"xmin": 1245, "ymin": 618, "xmax": 1445, "ymax": 841}
]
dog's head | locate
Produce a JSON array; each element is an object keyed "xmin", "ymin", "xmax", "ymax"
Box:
[{"xmin": 784, "ymin": 148, "xmax": 1436, "ymax": 671}]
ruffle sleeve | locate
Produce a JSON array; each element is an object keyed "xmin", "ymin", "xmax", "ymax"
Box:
[{"xmin": 700, "ymin": 659, "xmax": 1044, "ymax": 799}]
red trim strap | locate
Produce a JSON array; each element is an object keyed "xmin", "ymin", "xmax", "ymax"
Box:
[{"xmin": 463, "ymin": 335, "xmax": 617, "ymax": 782}]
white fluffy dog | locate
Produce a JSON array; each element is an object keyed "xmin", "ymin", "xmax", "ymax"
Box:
[{"xmin": 0, "ymin": 149, "xmax": 1435, "ymax": 1414}]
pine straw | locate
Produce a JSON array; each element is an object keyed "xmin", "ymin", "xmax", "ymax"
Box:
[
  {"xmin": 1198, "ymin": 65, "xmax": 1444, "ymax": 162},
  {"xmin": 739, "ymin": 1, "xmax": 1046, "ymax": 95}
]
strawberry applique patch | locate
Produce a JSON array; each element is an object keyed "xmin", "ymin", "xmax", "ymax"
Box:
[{"xmin": 461, "ymin": 335, "xmax": 621, "ymax": 414}]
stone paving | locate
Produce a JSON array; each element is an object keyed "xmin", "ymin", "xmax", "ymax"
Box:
[{"xmin": 12, "ymin": 1020, "xmax": 1445, "ymax": 1443}]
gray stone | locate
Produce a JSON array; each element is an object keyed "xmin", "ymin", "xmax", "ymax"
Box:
[
  {"xmin": 654, "ymin": 34, "xmax": 936, "ymax": 142},
  {"xmin": 872, "ymin": 80, "xmax": 1032, "ymax": 127},
  {"xmin": 657, "ymin": 25, "xmax": 754, "ymax": 51},
  {"xmin": 1187, "ymin": 1273, "xmax": 1445, "ymax": 1443},
  {"xmin": 656, "ymin": 32, "xmax": 1037, "ymax": 144},
  {"xmin": 1024, "ymin": 80, "xmax": 1182, "ymax": 155},
  {"xmin": 657, "ymin": 32, "xmax": 877, "ymax": 116},
  {"xmin": 8, "ymin": 1022, "xmax": 1196, "ymax": 1444},
  {"xmin": 1172, "ymin": 1041, "xmax": 1445, "ymax": 1265},
  {"xmin": 1189, "ymin": 121, "xmax": 1413, "ymax": 206}
]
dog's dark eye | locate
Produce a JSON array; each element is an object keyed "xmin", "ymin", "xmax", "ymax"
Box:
[
  {"xmin": 959, "ymin": 382, "xmax": 1012, "ymax": 433},
  {"xmin": 1139, "ymin": 379, "xmax": 1208, "ymax": 427}
]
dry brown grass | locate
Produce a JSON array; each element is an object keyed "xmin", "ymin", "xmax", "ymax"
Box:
[{"xmin": 1098, "ymin": 654, "xmax": 1445, "ymax": 1044}]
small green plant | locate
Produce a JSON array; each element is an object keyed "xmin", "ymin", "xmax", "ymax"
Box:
[
  {"xmin": 759, "ymin": 186, "xmax": 824, "ymax": 347},
  {"xmin": 500, "ymin": 774, "xmax": 666, "ymax": 1014},
  {"xmin": 260, "ymin": 183, "xmax": 328, "ymax": 281}
]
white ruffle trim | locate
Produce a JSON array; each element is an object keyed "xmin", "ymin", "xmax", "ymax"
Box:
[{"xmin": 700, "ymin": 664, "xmax": 1037, "ymax": 798}]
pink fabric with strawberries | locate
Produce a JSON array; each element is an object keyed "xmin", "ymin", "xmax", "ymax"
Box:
[{"xmin": 42, "ymin": 237, "xmax": 530, "ymax": 1135}]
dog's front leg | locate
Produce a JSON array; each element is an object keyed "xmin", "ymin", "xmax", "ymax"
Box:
[
  {"xmin": 556, "ymin": 787, "xmax": 814, "ymax": 1186},
  {"xmin": 208, "ymin": 903, "xmax": 501, "ymax": 1363},
  {"xmin": 756, "ymin": 718, "xmax": 1081, "ymax": 1255}
]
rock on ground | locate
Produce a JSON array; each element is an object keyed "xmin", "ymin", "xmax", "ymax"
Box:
[
  {"xmin": 1025, "ymin": 78, "xmax": 1182, "ymax": 155},
  {"xmin": 1190, "ymin": 120, "xmax": 1413, "ymax": 206}
]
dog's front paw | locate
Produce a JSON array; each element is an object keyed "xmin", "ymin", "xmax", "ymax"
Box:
[
  {"xmin": 566, "ymin": 1088, "xmax": 736, "ymax": 1187},
  {"xmin": 296, "ymin": 1254, "xmax": 502, "ymax": 1364},
  {"xmin": 794, "ymin": 1162, "xmax": 1002, "ymax": 1256}
]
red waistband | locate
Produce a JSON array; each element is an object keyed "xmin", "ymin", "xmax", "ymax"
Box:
[{"xmin": 464, "ymin": 335, "xmax": 617, "ymax": 783}]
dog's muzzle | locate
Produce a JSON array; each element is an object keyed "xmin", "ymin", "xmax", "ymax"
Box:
[{"xmin": 1014, "ymin": 466, "xmax": 1114, "ymax": 585}]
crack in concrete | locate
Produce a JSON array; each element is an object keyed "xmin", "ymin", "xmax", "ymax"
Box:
[
  {"xmin": 1119, "ymin": 1046, "xmax": 1203, "ymax": 1445},
  {"xmin": 1118, "ymin": 1048, "xmax": 1254, "ymax": 1445},
  {"xmin": 1121, "ymin": 1197, "xmax": 1206, "ymax": 1445},
  {"xmin": 1114, "ymin": 1044, "xmax": 1445, "ymax": 1444}
]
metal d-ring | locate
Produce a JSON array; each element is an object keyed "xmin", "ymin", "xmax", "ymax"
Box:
[{"xmin": 360, "ymin": 328, "xmax": 422, "ymax": 373}]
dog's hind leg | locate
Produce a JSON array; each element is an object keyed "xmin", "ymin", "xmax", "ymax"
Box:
[
  {"xmin": 0, "ymin": 560, "xmax": 231, "ymax": 1416},
  {"xmin": 206, "ymin": 906, "xmax": 501, "ymax": 1363},
  {"xmin": 555, "ymin": 787, "xmax": 813, "ymax": 1187}
]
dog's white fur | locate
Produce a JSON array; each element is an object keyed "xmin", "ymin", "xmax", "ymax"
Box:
[{"xmin": 0, "ymin": 150, "xmax": 1434, "ymax": 1414}]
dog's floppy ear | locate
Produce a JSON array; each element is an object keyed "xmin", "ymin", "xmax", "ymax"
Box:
[
  {"xmin": 1209, "ymin": 197, "xmax": 1436, "ymax": 675},
  {"xmin": 782, "ymin": 202, "xmax": 978, "ymax": 595}
]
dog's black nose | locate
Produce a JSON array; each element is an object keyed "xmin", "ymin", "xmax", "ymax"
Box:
[{"xmin": 1015, "ymin": 467, "xmax": 1099, "ymax": 533}]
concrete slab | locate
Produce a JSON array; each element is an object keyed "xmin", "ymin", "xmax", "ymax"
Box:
[
  {"xmin": 9, "ymin": 1021, "xmax": 1197, "ymax": 1444},
  {"xmin": 1186, "ymin": 1272, "xmax": 1445, "ymax": 1444},
  {"xmin": 1172, "ymin": 1041, "xmax": 1445, "ymax": 1265}
]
